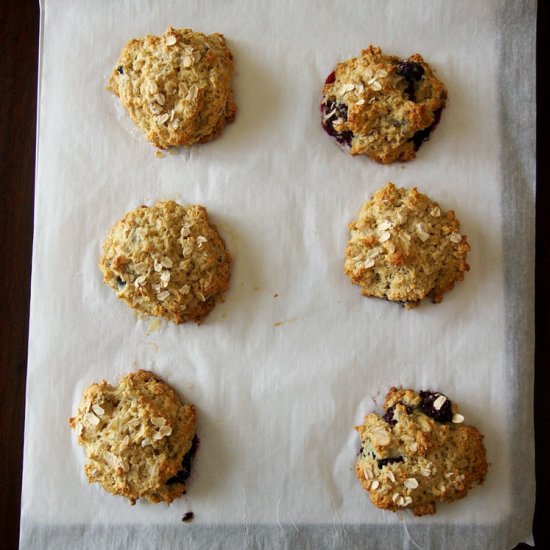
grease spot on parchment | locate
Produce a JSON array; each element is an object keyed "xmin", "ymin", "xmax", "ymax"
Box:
[{"xmin": 147, "ymin": 318, "xmax": 162, "ymax": 334}]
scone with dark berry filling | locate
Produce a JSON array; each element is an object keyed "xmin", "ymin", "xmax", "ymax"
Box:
[
  {"xmin": 321, "ymin": 46, "xmax": 447, "ymax": 163},
  {"xmin": 69, "ymin": 370, "xmax": 198, "ymax": 505},
  {"xmin": 355, "ymin": 387, "xmax": 488, "ymax": 516}
]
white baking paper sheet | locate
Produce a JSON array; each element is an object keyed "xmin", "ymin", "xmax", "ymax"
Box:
[{"xmin": 21, "ymin": 0, "xmax": 536, "ymax": 548}]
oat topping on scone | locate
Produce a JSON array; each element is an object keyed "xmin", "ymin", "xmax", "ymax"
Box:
[
  {"xmin": 355, "ymin": 387, "xmax": 488, "ymax": 516},
  {"xmin": 69, "ymin": 370, "xmax": 197, "ymax": 504},
  {"xmin": 344, "ymin": 183, "xmax": 470, "ymax": 307},
  {"xmin": 109, "ymin": 27, "xmax": 237, "ymax": 149},
  {"xmin": 321, "ymin": 46, "xmax": 447, "ymax": 163},
  {"xmin": 99, "ymin": 200, "xmax": 231, "ymax": 324}
]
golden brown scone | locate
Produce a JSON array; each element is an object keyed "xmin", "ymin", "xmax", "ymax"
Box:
[
  {"xmin": 69, "ymin": 370, "xmax": 197, "ymax": 505},
  {"xmin": 344, "ymin": 182, "xmax": 470, "ymax": 307},
  {"xmin": 321, "ymin": 46, "xmax": 447, "ymax": 163},
  {"xmin": 355, "ymin": 387, "xmax": 488, "ymax": 516},
  {"xmin": 109, "ymin": 27, "xmax": 237, "ymax": 149},
  {"xmin": 99, "ymin": 200, "xmax": 232, "ymax": 324}
]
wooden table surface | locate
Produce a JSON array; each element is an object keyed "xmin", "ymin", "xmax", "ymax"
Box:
[{"xmin": 0, "ymin": 2, "xmax": 547, "ymax": 548}]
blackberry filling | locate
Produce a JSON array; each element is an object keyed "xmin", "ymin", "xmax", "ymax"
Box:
[
  {"xmin": 383, "ymin": 406, "xmax": 397, "ymax": 425},
  {"xmin": 116, "ymin": 276, "xmax": 126, "ymax": 289},
  {"xmin": 410, "ymin": 108, "xmax": 443, "ymax": 151},
  {"xmin": 383, "ymin": 404, "xmax": 413, "ymax": 425},
  {"xmin": 377, "ymin": 456, "xmax": 404, "ymax": 469},
  {"xmin": 166, "ymin": 435, "xmax": 199, "ymax": 485},
  {"xmin": 395, "ymin": 60, "xmax": 425, "ymax": 82},
  {"xmin": 182, "ymin": 512, "xmax": 194, "ymax": 523},
  {"xmin": 395, "ymin": 60, "xmax": 425, "ymax": 101},
  {"xmin": 420, "ymin": 391, "xmax": 453, "ymax": 423},
  {"xmin": 117, "ymin": 65, "xmax": 124, "ymax": 74},
  {"xmin": 325, "ymin": 70, "xmax": 336, "ymax": 84},
  {"xmin": 321, "ymin": 99, "xmax": 353, "ymax": 146}
]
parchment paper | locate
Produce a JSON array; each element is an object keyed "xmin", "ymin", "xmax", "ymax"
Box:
[{"xmin": 20, "ymin": 0, "xmax": 536, "ymax": 548}]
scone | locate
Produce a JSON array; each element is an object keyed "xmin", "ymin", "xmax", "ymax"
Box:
[
  {"xmin": 69, "ymin": 370, "xmax": 198, "ymax": 505},
  {"xmin": 344, "ymin": 182, "xmax": 470, "ymax": 307},
  {"xmin": 99, "ymin": 200, "xmax": 232, "ymax": 324},
  {"xmin": 109, "ymin": 26, "xmax": 237, "ymax": 149},
  {"xmin": 355, "ymin": 387, "xmax": 488, "ymax": 516},
  {"xmin": 321, "ymin": 46, "xmax": 447, "ymax": 163}
]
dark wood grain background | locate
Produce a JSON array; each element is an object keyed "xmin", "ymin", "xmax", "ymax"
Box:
[{"xmin": 0, "ymin": 2, "xmax": 546, "ymax": 548}]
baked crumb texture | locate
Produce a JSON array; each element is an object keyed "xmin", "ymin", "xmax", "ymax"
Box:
[
  {"xmin": 355, "ymin": 387, "xmax": 488, "ymax": 516},
  {"xmin": 99, "ymin": 200, "xmax": 232, "ymax": 324},
  {"xmin": 69, "ymin": 370, "xmax": 197, "ymax": 505},
  {"xmin": 321, "ymin": 45, "xmax": 447, "ymax": 163},
  {"xmin": 109, "ymin": 26, "xmax": 237, "ymax": 149},
  {"xmin": 344, "ymin": 182, "xmax": 470, "ymax": 307}
]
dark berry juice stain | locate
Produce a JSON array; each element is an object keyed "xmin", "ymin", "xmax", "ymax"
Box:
[
  {"xmin": 395, "ymin": 60, "xmax": 425, "ymax": 82},
  {"xmin": 325, "ymin": 70, "xmax": 336, "ymax": 84},
  {"xmin": 166, "ymin": 436, "xmax": 199, "ymax": 485},
  {"xmin": 420, "ymin": 390, "xmax": 453, "ymax": 423},
  {"xmin": 383, "ymin": 406, "xmax": 398, "ymax": 426},
  {"xmin": 182, "ymin": 512, "xmax": 194, "ymax": 523},
  {"xmin": 395, "ymin": 60, "xmax": 424, "ymax": 101},
  {"xmin": 395, "ymin": 59, "xmax": 443, "ymax": 152},
  {"xmin": 321, "ymin": 98, "xmax": 353, "ymax": 146},
  {"xmin": 117, "ymin": 66, "xmax": 124, "ymax": 74},
  {"xmin": 410, "ymin": 108, "xmax": 443, "ymax": 151},
  {"xmin": 377, "ymin": 456, "xmax": 404, "ymax": 469},
  {"xmin": 383, "ymin": 404, "xmax": 413, "ymax": 425}
]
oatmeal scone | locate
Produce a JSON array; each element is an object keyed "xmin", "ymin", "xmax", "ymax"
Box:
[
  {"xmin": 99, "ymin": 200, "xmax": 232, "ymax": 324},
  {"xmin": 355, "ymin": 387, "xmax": 488, "ymax": 516},
  {"xmin": 344, "ymin": 182, "xmax": 470, "ymax": 307},
  {"xmin": 109, "ymin": 27, "xmax": 237, "ymax": 149},
  {"xmin": 321, "ymin": 46, "xmax": 447, "ymax": 163},
  {"xmin": 69, "ymin": 370, "xmax": 198, "ymax": 505}
]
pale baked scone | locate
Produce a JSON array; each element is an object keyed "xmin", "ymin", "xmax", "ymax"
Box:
[
  {"xmin": 69, "ymin": 370, "xmax": 198, "ymax": 505},
  {"xmin": 344, "ymin": 182, "xmax": 470, "ymax": 307},
  {"xmin": 321, "ymin": 46, "xmax": 447, "ymax": 163},
  {"xmin": 109, "ymin": 27, "xmax": 237, "ymax": 149},
  {"xmin": 99, "ymin": 200, "xmax": 232, "ymax": 324},
  {"xmin": 355, "ymin": 387, "xmax": 488, "ymax": 516}
]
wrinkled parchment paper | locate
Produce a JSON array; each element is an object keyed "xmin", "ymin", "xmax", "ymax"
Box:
[{"xmin": 21, "ymin": 1, "xmax": 535, "ymax": 548}]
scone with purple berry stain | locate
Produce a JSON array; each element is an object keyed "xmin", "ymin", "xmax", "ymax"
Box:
[
  {"xmin": 355, "ymin": 388, "xmax": 488, "ymax": 516},
  {"xmin": 321, "ymin": 46, "xmax": 447, "ymax": 163},
  {"xmin": 69, "ymin": 370, "xmax": 198, "ymax": 505}
]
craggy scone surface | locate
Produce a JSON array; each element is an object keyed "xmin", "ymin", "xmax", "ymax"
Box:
[
  {"xmin": 321, "ymin": 46, "xmax": 447, "ymax": 163},
  {"xmin": 355, "ymin": 388, "xmax": 488, "ymax": 516},
  {"xmin": 344, "ymin": 182, "xmax": 470, "ymax": 306},
  {"xmin": 69, "ymin": 370, "xmax": 196, "ymax": 504},
  {"xmin": 109, "ymin": 26, "xmax": 237, "ymax": 149},
  {"xmin": 100, "ymin": 200, "xmax": 232, "ymax": 324}
]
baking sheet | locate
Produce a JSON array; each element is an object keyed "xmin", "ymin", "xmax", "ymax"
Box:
[{"xmin": 21, "ymin": 0, "xmax": 536, "ymax": 548}]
